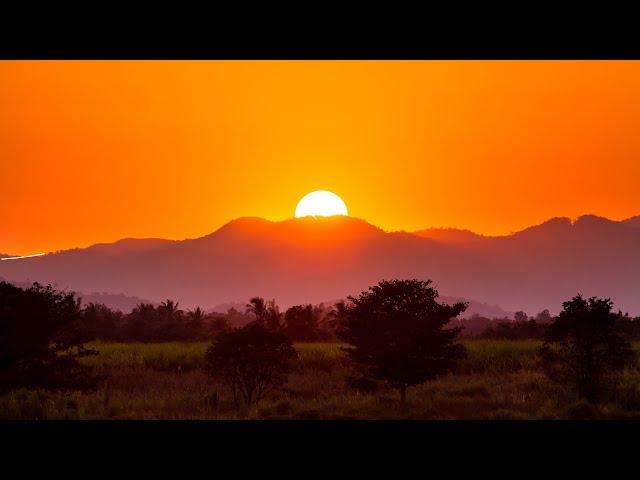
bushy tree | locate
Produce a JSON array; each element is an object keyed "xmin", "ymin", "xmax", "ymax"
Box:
[
  {"xmin": 514, "ymin": 311, "xmax": 528, "ymax": 323},
  {"xmin": 204, "ymin": 322, "xmax": 297, "ymax": 407},
  {"xmin": 336, "ymin": 279, "xmax": 467, "ymax": 405},
  {"xmin": 81, "ymin": 302, "xmax": 122, "ymax": 341},
  {"xmin": 539, "ymin": 295, "xmax": 634, "ymax": 403},
  {"xmin": 0, "ymin": 281, "xmax": 100, "ymax": 392},
  {"xmin": 534, "ymin": 309, "xmax": 553, "ymax": 324},
  {"xmin": 246, "ymin": 297, "xmax": 282, "ymax": 331},
  {"xmin": 284, "ymin": 304, "xmax": 320, "ymax": 341}
]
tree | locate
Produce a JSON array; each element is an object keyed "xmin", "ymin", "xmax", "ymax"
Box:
[
  {"xmin": 204, "ymin": 322, "xmax": 297, "ymax": 407},
  {"xmin": 514, "ymin": 311, "xmax": 528, "ymax": 323},
  {"xmin": 539, "ymin": 295, "xmax": 634, "ymax": 403},
  {"xmin": 336, "ymin": 279, "xmax": 467, "ymax": 405},
  {"xmin": 0, "ymin": 281, "xmax": 100, "ymax": 392},
  {"xmin": 534, "ymin": 309, "xmax": 553, "ymax": 324},
  {"xmin": 246, "ymin": 297, "xmax": 267, "ymax": 323},
  {"xmin": 124, "ymin": 302, "xmax": 156, "ymax": 341},
  {"xmin": 81, "ymin": 302, "xmax": 121, "ymax": 341},
  {"xmin": 284, "ymin": 304, "xmax": 320, "ymax": 341},
  {"xmin": 186, "ymin": 307, "xmax": 205, "ymax": 329},
  {"xmin": 156, "ymin": 299, "xmax": 186, "ymax": 341},
  {"xmin": 246, "ymin": 297, "xmax": 282, "ymax": 331}
]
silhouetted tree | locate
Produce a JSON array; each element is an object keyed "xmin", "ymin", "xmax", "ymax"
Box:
[
  {"xmin": 264, "ymin": 299, "xmax": 283, "ymax": 331},
  {"xmin": 539, "ymin": 295, "xmax": 634, "ymax": 403},
  {"xmin": 80, "ymin": 301, "xmax": 122, "ymax": 341},
  {"xmin": 205, "ymin": 315, "xmax": 232, "ymax": 339},
  {"xmin": 336, "ymin": 279, "xmax": 467, "ymax": 405},
  {"xmin": 284, "ymin": 304, "xmax": 320, "ymax": 341},
  {"xmin": 204, "ymin": 322, "xmax": 297, "ymax": 407},
  {"xmin": 246, "ymin": 297, "xmax": 267, "ymax": 323},
  {"xmin": 186, "ymin": 307, "xmax": 205, "ymax": 329},
  {"xmin": 0, "ymin": 281, "xmax": 100, "ymax": 392},
  {"xmin": 534, "ymin": 309, "xmax": 553, "ymax": 324},
  {"xmin": 155, "ymin": 299, "xmax": 186, "ymax": 341},
  {"xmin": 124, "ymin": 302, "xmax": 156, "ymax": 341},
  {"xmin": 327, "ymin": 300, "xmax": 349, "ymax": 331},
  {"xmin": 514, "ymin": 311, "xmax": 528, "ymax": 323},
  {"xmin": 246, "ymin": 297, "xmax": 282, "ymax": 331},
  {"xmin": 478, "ymin": 319, "xmax": 547, "ymax": 340}
]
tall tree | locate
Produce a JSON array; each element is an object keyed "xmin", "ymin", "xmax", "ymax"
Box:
[
  {"xmin": 0, "ymin": 282, "xmax": 100, "ymax": 392},
  {"xmin": 539, "ymin": 295, "xmax": 634, "ymax": 403},
  {"xmin": 284, "ymin": 304, "xmax": 319, "ymax": 341},
  {"xmin": 336, "ymin": 279, "xmax": 467, "ymax": 405},
  {"xmin": 246, "ymin": 297, "xmax": 267, "ymax": 323}
]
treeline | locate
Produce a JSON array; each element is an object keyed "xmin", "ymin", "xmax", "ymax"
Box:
[
  {"xmin": 77, "ymin": 296, "xmax": 337, "ymax": 343},
  {"xmin": 455, "ymin": 309, "xmax": 640, "ymax": 340},
  {"xmin": 455, "ymin": 310, "xmax": 553, "ymax": 339},
  {"xmin": 2, "ymin": 279, "xmax": 639, "ymax": 407},
  {"xmin": 74, "ymin": 295, "xmax": 640, "ymax": 343}
]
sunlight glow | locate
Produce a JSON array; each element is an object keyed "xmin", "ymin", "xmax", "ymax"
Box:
[{"xmin": 295, "ymin": 191, "xmax": 348, "ymax": 218}]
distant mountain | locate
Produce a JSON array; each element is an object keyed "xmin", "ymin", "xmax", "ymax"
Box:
[
  {"xmin": 83, "ymin": 238, "xmax": 176, "ymax": 255},
  {"xmin": 0, "ymin": 277, "xmax": 154, "ymax": 312},
  {"xmin": 413, "ymin": 228, "xmax": 486, "ymax": 245},
  {"xmin": 1, "ymin": 214, "xmax": 639, "ymax": 315}
]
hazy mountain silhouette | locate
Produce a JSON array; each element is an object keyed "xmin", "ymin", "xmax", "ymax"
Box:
[
  {"xmin": 0, "ymin": 276, "xmax": 156, "ymax": 312},
  {"xmin": 1, "ymin": 214, "xmax": 639, "ymax": 315},
  {"xmin": 413, "ymin": 228, "xmax": 486, "ymax": 245}
]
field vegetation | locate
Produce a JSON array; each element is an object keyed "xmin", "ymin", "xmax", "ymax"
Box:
[{"xmin": 2, "ymin": 339, "xmax": 640, "ymax": 420}]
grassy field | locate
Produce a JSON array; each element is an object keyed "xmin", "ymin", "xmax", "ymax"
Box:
[{"xmin": 2, "ymin": 340, "xmax": 640, "ymax": 420}]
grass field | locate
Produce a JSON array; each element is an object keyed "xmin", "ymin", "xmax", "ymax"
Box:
[{"xmin": 2, "ymin": 340, "xmax": 640, "ymax": 420}]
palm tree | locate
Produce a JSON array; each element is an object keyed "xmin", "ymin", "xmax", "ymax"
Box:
[
  {"xmin": 246, "ymin": 297, "xmax": 267, "ymax": 323},
  {"xmin": 264, "ymin": 299, "xmax": 283, "ymax": 331},
  {"xmin": 186, "ymin": 306, "xmax": 204, "ymax": 327},
  {"xmin": 327, "ymin": 300, "xmax": 349, "ymax": 331},
  {"xmin": 160, "ymin": 299, "xmax": 181, "ymax": 318}
]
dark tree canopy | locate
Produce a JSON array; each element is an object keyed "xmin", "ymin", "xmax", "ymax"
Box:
[
  {"xmin": 246, "ymin": 297, "xmax": 282, "ymax": 331},
  {"xmin": 336, "ymin": 279, "xmax": 467, "ymax": 403},
  {"xmin": 539, "ymin": 295, "xmax": 634, "ymax": 403},
  {"xmin": 0, "ymin": 281, "xmax": 99, "ymax": 392},
  {"xmin": 284, "ymin": 304, "xmax": 320, "ymax": 341},
  {"xmin": 205, "ymin": 322, "xmax": 297, "ymax": 407}
]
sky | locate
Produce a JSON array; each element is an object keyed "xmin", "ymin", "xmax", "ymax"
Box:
[{"xmin": 2, "ymin": 60, "xmax": 640, "ymax": 255}]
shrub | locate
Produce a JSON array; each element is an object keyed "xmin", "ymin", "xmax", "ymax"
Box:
[{"xmin": 204, "ymin": 322, "xmax": 297, "ymax": 407}]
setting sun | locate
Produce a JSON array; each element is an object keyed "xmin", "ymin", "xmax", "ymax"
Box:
[{"xmin": 294, "ymin": 190, "xmax": 348, "ymax": 218}]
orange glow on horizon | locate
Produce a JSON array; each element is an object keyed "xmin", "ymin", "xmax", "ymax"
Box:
[{"xmin": 2, "ymin": 61, "xmax": 640, "ymax": 255}]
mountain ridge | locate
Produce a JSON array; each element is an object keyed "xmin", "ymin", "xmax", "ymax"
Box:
[{"xmin": 1, "ymin": 213, "xmax": 639, "ymax": 315}]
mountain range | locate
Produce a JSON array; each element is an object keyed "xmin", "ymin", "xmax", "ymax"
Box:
[{"xmin": 1, "ymin": 214, "xmax": 639, "ymax": 315}]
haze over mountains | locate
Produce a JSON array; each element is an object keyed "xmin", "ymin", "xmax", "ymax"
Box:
[{"xmin": 1, "ymin": 214, "xmax": 639, "ymax": 315}]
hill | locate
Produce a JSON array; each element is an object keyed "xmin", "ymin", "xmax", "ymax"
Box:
[{"xmin": 1, "ymin": 214, "xmax": 639, "ymax": 315}]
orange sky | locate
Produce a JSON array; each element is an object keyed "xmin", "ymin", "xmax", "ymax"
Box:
[{"xmin": 2, "ymin": 61, "xmax": 640, "ymax": 255}]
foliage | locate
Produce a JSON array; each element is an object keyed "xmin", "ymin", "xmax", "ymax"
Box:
[
  {"xmin": 0, "ymin": 281, "xmax": 99, "ymax": 392},
  {"xmin": 284, "ymin": 304, "xmax": 321, "ymax": 341},
  {"xmin": 539, "ymin": 295, "xmax": 634, "ymax": 403},
  {"xmin": 336, "ymin": 279, "xmax": 467, "ymax": 403},
  {"xmin": 246, "ymin": 297, "xmax": 283, "ymax": 331},
  {"xmin": 477, "ymin": 319, "xmax": 548, "ymax": 340},
  {"xmin": 204, "ymin": 322, "xmax": 297, "ymax": 407}
]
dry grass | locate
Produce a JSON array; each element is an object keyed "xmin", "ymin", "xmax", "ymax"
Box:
[{"xmin": 2, "ymin": 340, "xmax": 640, "ymax": 419}]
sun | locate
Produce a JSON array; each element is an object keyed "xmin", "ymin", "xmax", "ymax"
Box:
[{"xmin": 295, "ymin": 190, "xmax": 348, "ymax": 218}]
